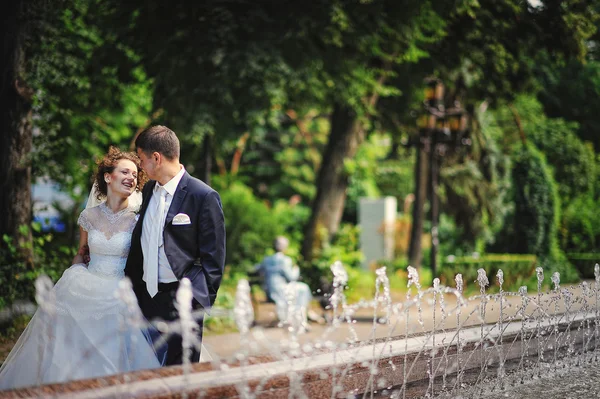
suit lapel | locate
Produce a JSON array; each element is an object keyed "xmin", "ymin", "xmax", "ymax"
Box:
[{"xmin": 165, "ymin": 172, "xmax": 189, "ymax": 226}]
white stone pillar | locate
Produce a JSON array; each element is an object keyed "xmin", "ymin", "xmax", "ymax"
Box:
[{"xmin": 358, "ymin": 197, "xmax": 397, "ymax": 269}]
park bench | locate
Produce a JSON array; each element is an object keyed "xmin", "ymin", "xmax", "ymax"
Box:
[
  {"xmin": 247, "ymin": 270, "xmax": 275, "ymax": 322},
  {"xmin": 246, "ymin": 270, "xmax": 330, "ymax": 325}
]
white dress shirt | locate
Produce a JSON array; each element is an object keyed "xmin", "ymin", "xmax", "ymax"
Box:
[{"xmin": 142, "ymin": 165, "xmax": 186, "ymax": 284}]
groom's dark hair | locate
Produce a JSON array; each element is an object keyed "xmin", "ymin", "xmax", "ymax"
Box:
[{"xmin": 135, "ymin": 125, "xmax": 180, "ymax": 160}]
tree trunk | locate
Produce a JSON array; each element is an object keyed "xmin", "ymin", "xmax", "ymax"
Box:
[
  {"xmin": 407, "ymin": 144, "xmax": 428, "ymax": 269},
  {"xmin": 301, "ymin": 104, "xmax": 365, "ymax": 263},
  {"xmin": 1, "ymin": 0, "xmax": 34, "ymax": 266},
  {"xmin": 429, "ymin": 143, "xmax": 440, "ymax": 277}
]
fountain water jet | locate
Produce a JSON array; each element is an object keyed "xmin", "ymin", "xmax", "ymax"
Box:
[{"xmin": 3, "ymin": 263, "xmax": 600, "ymax": 399}]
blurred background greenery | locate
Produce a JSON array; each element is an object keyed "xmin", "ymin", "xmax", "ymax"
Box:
[{"xmin": 2, "ymin": 0, "xmax": 599, "ymax": 323}]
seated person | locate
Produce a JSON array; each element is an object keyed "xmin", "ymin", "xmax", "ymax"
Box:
[{"xmin": 255, "ymin": 237, "xmax": 323, "ymax": 328}]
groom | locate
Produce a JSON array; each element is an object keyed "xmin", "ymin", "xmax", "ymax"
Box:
[{"xmin": 125, "ymin": 125, "xmax": 226, "ymax": 365}]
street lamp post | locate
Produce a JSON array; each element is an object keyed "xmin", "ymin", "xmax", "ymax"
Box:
[{"xmin": 412, "ymin": 78, "xmax": 469, "ymax": 277}]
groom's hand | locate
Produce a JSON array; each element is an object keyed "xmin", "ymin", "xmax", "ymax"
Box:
[
  {"xmin": 73, "ymin": 244, "xmax": 90, "ymax": 265},
  {"xmin": 80, "ymin": 244, "xmax": 90, "ymax": 263}
]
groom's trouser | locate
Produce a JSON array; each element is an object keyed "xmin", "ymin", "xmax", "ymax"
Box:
[{"xmin": 138, "ymin": 281, "xmax": 204, "ymax": 366}]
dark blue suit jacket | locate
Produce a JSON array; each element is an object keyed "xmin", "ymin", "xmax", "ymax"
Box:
[{"xmin": 125, "ymin": 172, "xmax": 226, "ymax": 313}]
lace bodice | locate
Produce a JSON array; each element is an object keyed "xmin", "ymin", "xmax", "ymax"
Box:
[{"xmin": 77, "ymin": 203, "xmax": 139, "ymax": 279}]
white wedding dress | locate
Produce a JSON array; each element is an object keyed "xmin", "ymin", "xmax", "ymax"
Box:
[{"xmin": 0, "ymin": 202, "xmax": 161, "ymax": 390}]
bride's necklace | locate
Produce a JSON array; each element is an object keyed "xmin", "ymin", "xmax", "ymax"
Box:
[{"xmin": 100, "ymin": 202, "xmax": 130, "ymax": 224}]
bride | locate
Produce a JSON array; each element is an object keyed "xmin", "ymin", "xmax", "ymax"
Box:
[{"xmin": 0, "ymin": 147, "xmax": 162, "ymax": 390}]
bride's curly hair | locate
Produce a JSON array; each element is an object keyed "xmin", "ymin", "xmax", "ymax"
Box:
[{"xmin": 93, "ymin": 146, "xmax": 148, "ymax": 201}]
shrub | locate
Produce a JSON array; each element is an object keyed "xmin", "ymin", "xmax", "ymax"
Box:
[
  {"xmin": 392, "ymin": 263, "xmax": 433, "ymax": 290},
  {"xmin": 304, "ymin": 223, "xmax": 364, "ymax": 289},
  {"xmin": 510, "ymin": 143, "xmax": 561, "ymax": 259},
  {"xmin": 333, "ymin": 263, "xmax": 433, "ymax": 304},
  {"xmin": 0, "ymin": 224, "xmax": 76, "ymax": 309},
  {"xmin": 486, "ymin": 96, "xmax": 596, "ymax": 260},
  {"xmin": 204, "ymin": 267, "xmax": 242, "ymax": 334},
  {"xmin": 344, "ymin": 267, "xmax": 377, "ymax": 303},
  {"xmin": 0, "ymin": 236, "xmax": 29, "ymax": 309},
  {"xmin": 561, "ymin": 194, "xmax": 600, "ymax": 253},
  {"xmin": 219, "ymin": 181, "xmax": 310, "ymax": 272},
  {"xmin": 270, "ymin": 200, "xmax": 311, "ymax": 257},
  {"xmin": 393, "ymin": 214, "xmax": 412, "ymax": 257},
  {"xmin": 508, "ymin": 144, "xmax": 582, "ymax": 283},
  {"xmin": 439, "ymin": 253, "xmax": 538, "ymax": 293},
  {"xmin": 513, "ymin": 95, "xmax": 596, "ymax": 204},
  {"xmin": 438, "ymin": 213, "xmax": 475, "ymax": 257},
  {"xmin": 565, "ymin": 253, "xmax": 599, "ymax": 279},
  {"xmin": 537, "ymin": 253, "xmax": 580, "ymax": 284},
  {"xmin": 319, "ymin": 224, "xmax": 363, "ymax": 267}
]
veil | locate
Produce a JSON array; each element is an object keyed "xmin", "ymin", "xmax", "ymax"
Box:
[{"xmin": 85, "ymin": 183, "xmax": 143, "ymax": 210}]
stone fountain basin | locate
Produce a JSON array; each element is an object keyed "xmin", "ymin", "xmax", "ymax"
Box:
[{"xmin": 1, "ymin": 312, "xmax": 597, "ymax": 399}]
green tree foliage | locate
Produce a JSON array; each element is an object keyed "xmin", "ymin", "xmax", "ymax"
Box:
[
  {"xmin": 480, "ymin": 95, "xmax": 598, "ymax": 258},
  {"xmin": 342, "ymin": 134, "xmax": 389, "ymax": 223},
  {"xmin": 538, "ymin": 59, "xmax": 600, "ymax": 150},
  {"xmin": 437, "ymin": 105, "xmax": 513, "ymax": 254},
  {"xmin": 375, "ymin": 155, "xmax": 415, "ymax": 201},
  {"xmin": 3, "ymin": 0, "xmax": 598, "ymax": 297},
  {"xmin": 81, "ymin": 0, "xmax": 598, "ymax": 259},
  {"xmin": 103, "ymin": 1, "xmax": 299, "ymax": 149},
  {"xmin": 31, "ymin": 1, "xmax": 153, "ymax": 196},
  {"xmin": 430, "ymin": 0, "xmax": 599, "ymax": 101},
  {"xmin": 385, "ymin": 1, "xmax": 599, "ymax": 268},
  {"xmin": 98, "ymin": 0, "xmax": 451, "ymax": 262},
  {"xmin": 239, "ymin": 113, "xmax": 330, "ymax": 203},
  {"xmin": 508, "ymin": 96, "xmax": 596, "ymax": 203}
]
